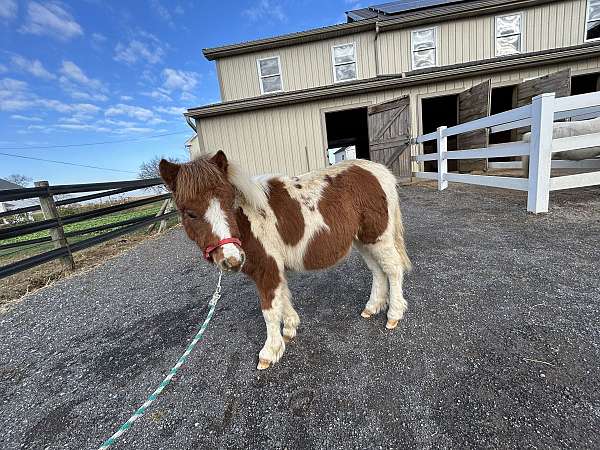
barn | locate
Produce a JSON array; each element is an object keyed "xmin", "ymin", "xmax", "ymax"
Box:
[{"xmin": 185, "ymin": 0, "xmax": 600, "ymax": 179}]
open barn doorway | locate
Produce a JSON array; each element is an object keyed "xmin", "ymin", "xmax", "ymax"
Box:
[
  {"xmin": 571, "ymin": 72, "xmax": 600, "ymax": 95},
  {"xmin": 324, "ymin": 107, "xmax": 370, "ymax": 164},
  {"xmin": 421, "ymin": 94, "xmax": 458, "ymax": 172},
  {"xmin": 489, "ymin": 85, "xmax": 516, "ymax": 145}
]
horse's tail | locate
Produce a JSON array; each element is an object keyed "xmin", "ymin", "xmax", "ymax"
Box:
[{"xmin": 392, "ymin": 201, "xmax": 412, "ymax": 272}]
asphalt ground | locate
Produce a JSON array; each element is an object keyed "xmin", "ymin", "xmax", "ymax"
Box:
[{"xmin": 1, "ymin": 182, "xmax": 599, "ymax": 449}]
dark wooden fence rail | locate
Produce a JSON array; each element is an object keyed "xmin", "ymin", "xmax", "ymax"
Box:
[{"xmin": 0, "ymin": 177, "xmax": 177, "ymax": 280}]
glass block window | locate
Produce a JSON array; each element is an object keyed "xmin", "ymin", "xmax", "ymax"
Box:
[
  {"xmin": 257, "ymin": 56, "xmax": 283, "ymax": 94},
  {"xmin": 587, "ymin": 0, "xmax": 600, "ymax": 40},
  {"xmin": 332, "ymin": 43, "xmax": 357, "ymax": 82},
  {"xmin": 411, "ymin": 27, "xmax": 438, "ymax": 70},
  {"xmin": 495, "ymin": 13, "xmax": 523, "ymax": 56}
]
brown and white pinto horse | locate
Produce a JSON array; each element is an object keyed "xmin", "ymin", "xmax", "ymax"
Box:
[{"xmin": 159, "ymin": 152, "xmax": 411, "ymax": 370}]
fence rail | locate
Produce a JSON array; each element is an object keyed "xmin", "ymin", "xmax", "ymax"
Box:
[
  {"xmin": 0, "ymin": 177, "xmax": 176, "ymax": 280},
  {"xmin": 413, "ymin": 91, "xmax": 600, "ymax": 213}
]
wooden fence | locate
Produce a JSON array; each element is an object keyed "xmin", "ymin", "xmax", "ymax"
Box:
[
  {"xmin": 0, "ymin": 178, "xmax": 177, "ymax": 279},
  {"xmin": 413, "ymin": 91, "xmax": 600, "ymax": 213}
]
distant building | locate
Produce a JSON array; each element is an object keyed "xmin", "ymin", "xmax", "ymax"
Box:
[
  {"xmin": 0, "ymin": 178, "xmax": 36, "ymax": 224},
  {"xmin": 185, "ymin": 0, "xmax": 600, "ymax": 180},
  {"xmin": 185, "ymin": 134, "xmax": 202, "ymax": 157},
  {"xmin": 328, "ymin": 146, "xmax": 357, "ymax": 164}
]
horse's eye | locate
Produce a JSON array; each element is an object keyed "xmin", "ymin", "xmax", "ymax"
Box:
[{"xmin": 185, "ymin": 210, "xmax": 198, "ymax": 219}]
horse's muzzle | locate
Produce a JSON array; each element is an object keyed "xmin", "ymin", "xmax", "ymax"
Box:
[{"xmin": 218, "ymin": 252, "xmax": 245, "ymax": 272}]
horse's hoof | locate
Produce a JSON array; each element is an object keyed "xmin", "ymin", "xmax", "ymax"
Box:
[
  {"xmin": 257, "ymin": 359, "xmax": 271, "ymax": 370},
  {"xmin": 386, "ymin": 319, "xmax": 399, "ymax": 330},
  {"xmin": 361, "ymin": 309, "xmax": 373, "ymax": 319},
  {"xmin": 283, "ymin": 335, "xmax": 293, "ymax": 343}
]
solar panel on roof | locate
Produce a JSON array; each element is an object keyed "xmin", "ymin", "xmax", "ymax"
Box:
[{"xmin": 369, "ymin": 0, "xmax": 464, "ymax": 15}]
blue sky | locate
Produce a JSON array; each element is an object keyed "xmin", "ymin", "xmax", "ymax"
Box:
[{"xmin": 0, "ymin": 0, "xmax": 361, "ymax": 185}]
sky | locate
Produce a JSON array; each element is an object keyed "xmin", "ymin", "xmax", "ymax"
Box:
[{"xmin": 0, "ymin": 0, "xmax": 362, "ymax": 185}]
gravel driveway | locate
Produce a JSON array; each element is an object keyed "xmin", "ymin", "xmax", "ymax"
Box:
[{"xmin": 1, "ymin": 183, "xmax": 599, "ymax": 449}]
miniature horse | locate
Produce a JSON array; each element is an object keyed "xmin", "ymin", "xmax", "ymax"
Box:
[{"xmin": 159, "ymin": 151, "xmax": 411, "ymax": 370}]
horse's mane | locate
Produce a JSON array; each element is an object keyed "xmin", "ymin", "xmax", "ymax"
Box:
[
  {"xmin": 227, "ymin": 161, "xmax": 270, "ymax": 212},
  {"xmin": 177, "ymin": 155, "xmax": 269, "ymax": 212}
]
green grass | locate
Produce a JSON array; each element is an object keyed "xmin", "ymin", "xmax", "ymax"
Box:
[{"xmin": 0, "ymin": 203, "xmax": 178, "ymax": 261}]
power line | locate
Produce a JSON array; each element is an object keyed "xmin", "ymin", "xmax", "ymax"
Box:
[
  {"xmin": 0, "ymin": 130, "xmax": 191, "ymax": 150},
  {"xmin": 0, "ymin": 152, "xmax": 137, "ymax": 174}
]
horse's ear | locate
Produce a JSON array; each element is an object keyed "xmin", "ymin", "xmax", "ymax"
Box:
[
  {"xmin": 210, "ymin": 150, "xmax": 228, "ymax": 174},
  {"xmin": 159, "ymin": 159, "xmax": 180, "ymax": 192}
]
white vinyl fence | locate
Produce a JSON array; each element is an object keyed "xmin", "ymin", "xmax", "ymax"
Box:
[{"xmin": 413, "ymin": 91, "xmax": 600, "ymax": 213}]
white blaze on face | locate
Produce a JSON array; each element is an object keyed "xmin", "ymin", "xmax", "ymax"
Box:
[{"xmin": 204, "ymin": 198, "xmax": 242, "ymax": 261}]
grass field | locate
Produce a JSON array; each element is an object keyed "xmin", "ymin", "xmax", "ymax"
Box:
[{"xmin": 0, "ymin": 203, "xmax": 173, "ymax": 261}]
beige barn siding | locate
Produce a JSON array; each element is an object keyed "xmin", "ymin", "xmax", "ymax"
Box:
[
  {"xmin": 218, "ymin": 31, "xmax": 377, "ymax": 101},
  {"xmin": 196, "ymin": 58, "xmax": 600, "ymax": 177},
  {"xmin": 378, "ymin": 0, "xmax": 588, "ymax": 74}
]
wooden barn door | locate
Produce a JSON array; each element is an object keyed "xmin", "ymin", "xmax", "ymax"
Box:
[
  {"xmin": 367, "ymin": 96, "xmax": 411, "ymax": 182},
  {"xmin": 456, "ymin": 80, "xmax": 492, "ymax": 173},
  {"xmin": 515, "ymin": 69, "xmax": 571, "ymax": 138}
]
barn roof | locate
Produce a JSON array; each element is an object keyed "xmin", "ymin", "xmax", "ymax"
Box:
[
  {"xmin": 0, "ymin": 178, "xmax": 23, "ymax": 190},
  {"xmin": 202, "ymin": 0, "xmax": 562, "ymax": 60},
  {"xmin": 347, "ymin": 0, "xmax": 467, "ymax": 22}
]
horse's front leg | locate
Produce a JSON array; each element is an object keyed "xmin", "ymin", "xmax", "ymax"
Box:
[{"xmin": 256, "ymin": 274, "xmax": 288, "ymax": 370}]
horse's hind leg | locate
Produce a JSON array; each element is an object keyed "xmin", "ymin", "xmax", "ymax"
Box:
[
  {"xmin": 368, "ymin": 240, "xmax": 408, "ymax": 330},
  {"xmin": 355, "ymin": 241, "xmax": 389, "ymax": 318}
]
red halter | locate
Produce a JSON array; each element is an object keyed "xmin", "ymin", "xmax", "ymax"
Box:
[{"xmin": 203, "ymin": 237, "xmax": 242, "ymax": 261}]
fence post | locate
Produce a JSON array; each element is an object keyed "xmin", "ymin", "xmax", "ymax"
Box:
[
  {"xmin": 527, "ymin": 93, "xmax": 555, "ymax": 213},
  {"xmin": 35, "ymin": 180, "xmax": 75, "ymax": 270},
  {"xmin": 437, "ymin": 126, "xmax": 448, "ymax": 191},
  {"xmin": 158, "ymin": 199, "xmax": 174, "ymax": 233}
]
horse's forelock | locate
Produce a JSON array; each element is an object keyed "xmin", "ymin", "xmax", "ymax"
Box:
[{"xmin": 174, "ymin": 157, "xmax": 224, "ymax": 204}]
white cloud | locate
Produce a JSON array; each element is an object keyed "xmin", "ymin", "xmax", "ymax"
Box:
[
  {"xmin": 162, "ymin": 68, "xmax": 199, "ymax": 92},
  {"xmin": 179, "ymin": 91, "xmax": 196, "ymax": 102},
  {"xmin": 154, "ymin": 106, "xmax": 186, "ymax": 116},
  {"xmin": 114, "ymin": 33, "xmax": 164, "ymax": 65},
  {"xmin": 103, "ymin": 118, "xmax": 137, "ymax": 127},
  {"xmin": 120, "ymin": 95, "xmax": 133, "ymax": 101},
  {"xmin": 59, "ymin": 61, "xmax": 102, "ymax": 89},
  {"xmin": 59, "ymin": 60, "xmax": 108, "ymax": 101},
  {"xmin": 11, "ymin": 54, "xmax": 55, "ymax": 79},
  {"xmin": 11, "ymin": 114, "xmax": 43, "ymax": 121},
  {"xmin": 56, "ymin": 123, "xmax": 110, "ymax": 132},
  {"xmin": 113, "ymin": 126, "xmax": 155, "ymax": 134},
  {"xmin": 242, "ymin": 0, "xmax": 287, "ymax": 23},
  {"xmin": 0, "ymin": 77, "xmax": 30, "ymax": 110},
  {"xmin": 105, "ymin": 103, "xmax": 160, "ymax": 123},
  {"xmin": 91, "ymin": 32, "xmax": 106, "ymax": 43},
  {"xmin": 20, "ymin": 2, "xmax": 83, "ymax": 41},
  {"xmin": 0, "ymin": 63, "xmax": 7, "ymax": 73},
  {"xmin": 0, "ymin": 0, "xmax": 17, "ymax": 20},
  {"xmin": 69, "ymin": 90, "xmax": 108, "ymax": 102},
  {"xmin": 142, "ymin": 89, "xmax": 172, "ymax": 102},
  {"xmin": 150, "ymin": 0, "xmax": 173, "ymax": 27},
  {"xmin": 0, "ymin": 79, "xmax": 102, "ymax": 114}
]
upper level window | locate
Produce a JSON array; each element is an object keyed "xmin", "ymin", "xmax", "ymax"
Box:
[
  {"xmin": 332, "ymin": 43, "xmax": 357, "ymax": 82},
  {"xmin": 257, "ymin": 56, "xmax": 283, "ymax": 94},
  {"xmin": 587, "ymin": 0, "xmax": 600, "ymax": 40},
  {"xmin": 495, "ymin": 13, "xmax": 523, "ymax": 56},
  {"xmin": 411, "ymin": 27, "xmax": 438, "ymax": 70}
]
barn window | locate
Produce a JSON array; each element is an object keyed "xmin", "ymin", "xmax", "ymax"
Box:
[
  {"xmin": 332, "ymin": 43, "xmax": 357, "ymax": 82},
  {"xmin": 495, "ymin": 13, "xmax": 523, "ymax": 56},
  {"xmin": 587, "ymin": 0, "xmax": 600, "ymax": 40},
  {"xmin": 411, "ymin": 27, "xmax": 438, "ymax": 70},
  {"xmin": 257, "ymin": 56, "xmax": 283, "ymax": 94}
]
